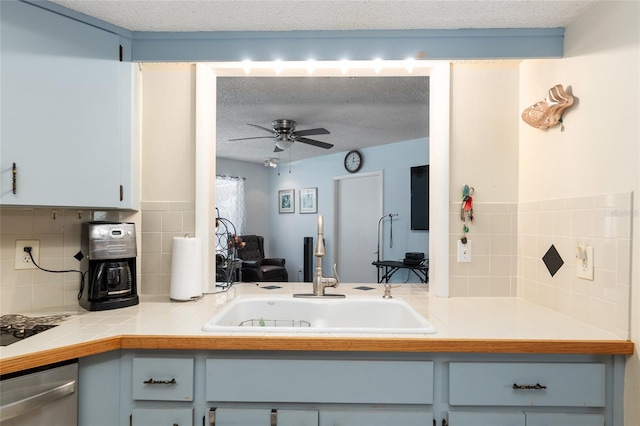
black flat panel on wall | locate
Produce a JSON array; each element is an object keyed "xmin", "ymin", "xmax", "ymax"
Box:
[{"xmin": 411, "ymin": 165, "xmax": 429, "ymax": 231}]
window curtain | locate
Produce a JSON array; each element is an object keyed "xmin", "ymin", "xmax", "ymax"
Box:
[{"xmin": 215, "ymin": 175, "xmax": 246, "ymax": 236}]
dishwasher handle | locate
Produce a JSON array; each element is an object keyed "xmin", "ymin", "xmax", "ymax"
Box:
[{"xmin": 0, "ymin": 380, "xmax": 76, "ymax": 422}]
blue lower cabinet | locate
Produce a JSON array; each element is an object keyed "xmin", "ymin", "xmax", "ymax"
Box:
[
  {"xmin": 448, "ymin": 411, "xmax": 605, "ymax": 426},
  {"xmin": 77, "ymin": 351, "xmax": 620, "ymax": 425},
  {"xmin": 319, "ymin": 409, "xmax": 433, "ymax": 426},
  {"xmin": 205, "ymin": 359, "xmax": 433, "ymax": 404},
  {"xmin": 277, "ymin": 410, "xmax": 319, "ymax": 426},
  {"xmin": 208, "ymin": 408, "xmax": 318, "ymax": 426},
  {"xmin": 131, "ymin": 408, "xmax": 193, "ymax": 426},
  {"xmin": 449, "ymin": 411, "xmax": 525, "ymax": 426},
  {"xmin": 448, "ymin": 362, "xmax": 605, "ymax": 407},
  {"xmin": 524, "ymin": 412, "xmax": 604, "ymax": 426},
  {"xmin": 132, "ymin": 357, "xmax": 195, "ymax": 402}
]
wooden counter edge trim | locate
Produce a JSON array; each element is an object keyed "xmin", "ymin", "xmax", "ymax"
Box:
[
  {"xmin": 0, "ymin": 337, "xmax": 122, "ymax": 375},
  {"xmin": 120, "ymin": 336, "xmax": 634, "ymax": 355},
  {"xmin": 2, "ymin": 336, "xmax": 633, "ymax": 375}
]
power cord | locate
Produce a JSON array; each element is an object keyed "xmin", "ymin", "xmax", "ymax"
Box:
[{"xmin": 24, "ymin": 247, "xmax": 86, "ymax": 300}]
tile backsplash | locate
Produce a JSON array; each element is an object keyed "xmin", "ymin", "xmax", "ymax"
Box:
[
  {"xmin": 517, "ymin": 192, "xmax": 633, "ymax": 339},
  {"xmin": 0, "ymin": 209, "xmax": 139, "ymax": 314},
  {"xmin": 449, "ymin": 202, "xmax": 519, "ymax": 297},
  {"xmin": 139, "ymin": 201, "xmax": 195, "ymax": 295},
  {"xmin": 1, "ymin": 193, "xmax": 632, "ymax": 339}
]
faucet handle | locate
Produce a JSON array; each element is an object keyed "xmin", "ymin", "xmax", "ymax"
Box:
[
  {"xmin": 383, "ymin": 283, "xmax": 393, "ymax": 299},
  {"xmin": 332, "ymin": 263, "xmax": 340, "ymax": 285}
]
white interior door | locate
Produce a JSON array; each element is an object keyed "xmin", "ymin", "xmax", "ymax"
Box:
[{"xmin": 334, "ymin": 172, "xmax": 383, "ymax": 283}]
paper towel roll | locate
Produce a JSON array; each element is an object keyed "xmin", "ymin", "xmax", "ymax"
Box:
[{"xmin": 170, "ymin": 237, "xmax": 203, "ymax": 301}]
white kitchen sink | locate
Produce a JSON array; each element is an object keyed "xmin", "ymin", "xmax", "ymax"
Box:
[{"xmin": 201, "ymin": 295, "xmax": 437, "ymax": 334}]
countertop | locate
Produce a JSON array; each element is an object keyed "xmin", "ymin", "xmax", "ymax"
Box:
[{"xmin": 0, "ymin": 283, "xmax": 633, "ymax": 375}]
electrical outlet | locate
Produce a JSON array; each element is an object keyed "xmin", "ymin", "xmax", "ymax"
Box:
[
  {"xmin": 457, "ymin": 239, "xmax": 471, "ymax": 263},
  {"xmin": 576, "ymin": 245, "xmax": 594, "ymax": 280},
  {"xmin": 14, "ymin": 240, "xmax": 40, "ymax": 270}
]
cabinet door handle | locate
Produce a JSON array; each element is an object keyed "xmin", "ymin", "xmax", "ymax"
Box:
[
  {"xmin": 12, "ymin": 163, "xmax": 17, "ymax": 194},
  {"xmin": 270, "ymin": 409, "xmax": 277, "ymax": 426},
  {"xmin": 512, "ymin": 382, "xmax": 547, "ymax": 390},
  {"xmin": 142, "ymin": 378, "xmax": 176, "ymax": 385},
  {"xmin": 208, "ymin": 408, "xmax": 216, "ymax": 426}
]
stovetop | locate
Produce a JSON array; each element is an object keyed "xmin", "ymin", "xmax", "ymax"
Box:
[{"xmin": 0, "ymin": 314, "xmax": 69, "ymax": 346}]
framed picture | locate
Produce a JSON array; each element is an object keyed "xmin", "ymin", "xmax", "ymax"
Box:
[
  {"xmin": 299, "ymin": 187, "xmax": 318, "ymax": 214},
  {"xmin": 278, "ymin": 189, "xmax": 295, "ymax": 213}
]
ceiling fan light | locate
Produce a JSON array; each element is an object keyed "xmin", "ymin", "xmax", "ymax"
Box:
[
  {"xmin": 275, "ymin": 139, "xmax": 293, "ymax": 150},
  {"xmin": 264, "ymin": 158, "xmax": 278, "ymax": 168}
]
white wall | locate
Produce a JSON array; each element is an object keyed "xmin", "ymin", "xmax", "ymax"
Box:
[
  {"xmin": 448, "ymin": 61, "xmax": 521, "ymax": 296},
  {"xmin": 450, "ymin": 61, "xmax": 520, "ymax": 203},
  {"xmin": 519, "ymin": 1, "xmax": 639, "ymax": 422},
  {"xmin": 141, "ymin": 63, "xmax": 195, "ymax": 202}
]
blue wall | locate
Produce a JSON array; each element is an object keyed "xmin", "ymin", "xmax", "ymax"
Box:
[{"xmin": 267, "ymin": 138, "xmax": 428, "ymax": 283}]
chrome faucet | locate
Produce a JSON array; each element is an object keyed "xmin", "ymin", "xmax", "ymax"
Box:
[{"xmin": 294, "ymin": 214, "xmax": 344, "ymax": 298}]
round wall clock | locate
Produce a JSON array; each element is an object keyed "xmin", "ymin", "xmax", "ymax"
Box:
[{"xmin": 344, "ymin": 150, "xmax": 363, "ymax": 173}]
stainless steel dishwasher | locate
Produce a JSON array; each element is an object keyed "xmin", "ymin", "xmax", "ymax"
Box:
[{"xmin": 0, "ymin": 360, "xmax": 78, "ymax": 426}]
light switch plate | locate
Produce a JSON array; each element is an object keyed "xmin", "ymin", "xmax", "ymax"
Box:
[
  {"xmin": 457, "ymin": 240, "xmax": 471, "ymax": 263},
  {"xmin": 576, "ymin": 245, "xmax": 594, "ymax": 280}
]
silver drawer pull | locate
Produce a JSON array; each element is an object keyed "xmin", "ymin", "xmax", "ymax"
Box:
[
  {"xmin": 512, "ymin": 382, "xmax": 547, "ymax": 390},
  {"xmin": 143, "ymin": 378, "xmax": 176, "ymax": 385}
]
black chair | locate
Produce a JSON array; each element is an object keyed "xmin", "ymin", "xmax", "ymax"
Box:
[{"xmin": 236, "ymin": 235, "xmax": 288, "ymax": 282}]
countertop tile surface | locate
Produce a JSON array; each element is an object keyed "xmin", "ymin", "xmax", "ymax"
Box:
[{"xmin": 0, "ymin": 282, "xmax": 625, "ymax": 360}]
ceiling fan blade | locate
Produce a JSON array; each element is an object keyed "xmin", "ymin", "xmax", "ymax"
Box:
[
  {"xmin": 228, "ymin": 136, "xmax": 275, "ymax": 141},
  {"xmin": 293, "ymin": 128, "xmax": 330, "ymax": 137},
  {"xmin": 296, "ymin": 137, "xmax": 334, "ymax": 149},
  {"xmin": 247, "ymin": 123, "xmax": 277, "ymax": 135}
]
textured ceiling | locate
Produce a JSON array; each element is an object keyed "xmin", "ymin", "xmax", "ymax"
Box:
[
  {"xmin": 49, "ymin": 1, "xmax": 596, "ymax": 32},
  {"xmin": 216, "ymin": 76, "xmax": 429, "ymax": 164}
]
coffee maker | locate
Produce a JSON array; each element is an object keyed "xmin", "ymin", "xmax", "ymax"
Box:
[{"xmin": 80, "ymin": 222, "xmax": 139, "ymax": 311}]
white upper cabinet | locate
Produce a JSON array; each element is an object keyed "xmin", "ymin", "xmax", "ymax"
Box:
[{"xmin": 1, "ymin": 0, "xmax": 136, "ymax": 209}]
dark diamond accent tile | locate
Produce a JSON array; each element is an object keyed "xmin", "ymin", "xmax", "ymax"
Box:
[
  {"xmin": 354, "ymin": 286, "xmax": 376, "ymax": 291},
  {"xmin": 261, "ymin": 285, "xmax": 282, "ymax": 290},
  {"xmin": 542, "ymin": 244, "xmax": 564, "ymax": 277},
  {"xmin": 73, "ymin": 251, "xmax": 84, "ymax": 261}
]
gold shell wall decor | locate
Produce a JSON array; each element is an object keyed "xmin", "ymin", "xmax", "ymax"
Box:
[{"xmin": 522, "ymin": 84, "xmax": 574, "ymax": 130}]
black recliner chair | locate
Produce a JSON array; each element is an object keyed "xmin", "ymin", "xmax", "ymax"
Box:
[{"xmin": 236, "ymin": 235, "xmax": 288, "ymax": 282}]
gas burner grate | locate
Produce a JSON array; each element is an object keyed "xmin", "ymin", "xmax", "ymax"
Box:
[{"xmin": 0, "ymin": 314, "xmax": 69, "ymax": 346}]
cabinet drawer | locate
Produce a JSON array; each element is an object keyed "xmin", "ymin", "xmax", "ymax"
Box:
[
  {"xmin": 131, "ymin": 408, "xmax": 193, "ymax": 426},
  {"xmin": 448, "ymin": 411, "xmax": 525, "ymax": 426},
  {"xmin": 449, "ymin": 362, "xmax": 605, "ymax": 407},
  {"xmin": 525, "ymin": 412, "xmax": 604, "ymax": 426},
  {"xmin": 210, "ymin": 408, "xmax": 318, "ymax": 426},
  {"xmin": 206, "ymin": 359, "xmax": 433, "ymax": 404},
  {"xmin": 132, "ymin": 357, "xmax": 194, "ymax": 401},
  {"xmin": 320, "ymin": 409, "xmax": 433, "ymax": 426}
]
